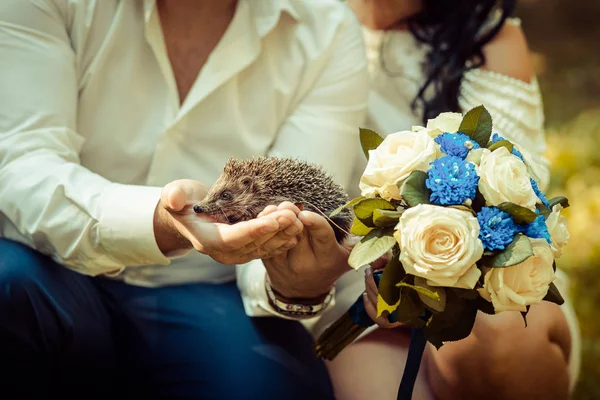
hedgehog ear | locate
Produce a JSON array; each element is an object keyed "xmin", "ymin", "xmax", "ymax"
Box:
[{"xmin": 240, "ymin": 175, "xmax": 255, "ymax": 190}]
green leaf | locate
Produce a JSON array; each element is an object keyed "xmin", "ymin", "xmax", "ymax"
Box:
[
  {"xmin": 397, "ymin": 282, "xmax": 440, "ymax": 300},
  {"xmin": 543, "ymin": 282, "xmax": 565, "ymax": 306},
  {"xmin": 330, "ymin": 196, "xmax": 365, "ymax": 218},
  {"xmin": 403, "ymin": 277, "xmax": 447, "ymax": 312},
  {"xmin": 496, "ymin": 202, "xmax": 538, "ymax": 224},
  {"xmin": 452, "ymin": 288, "xmax": 480, "ymax": 300},
  {"xmin": 457, "ymin": 105, "xmax": 493, "ymax": 148},
  {"xmin": 350, "ymin": 218, "xmax": 373, "ymax": 236},
  {"xmin": 400, "ymin": 170, "xmax": 431, "ymax": 207},
  {"xmin": 474, "ymin": 296, "xmax": 495, "ymax": 315},
  {"xmin": 348, "ymin": 229, "xmax": 396, "ymax": 270},
  {"xmin": 487, "ymin": 139, "xmax": 514, "ymax": 153},
  {"xmin": 536, "ymin": 203, "xmax": 552, "ymax": 220},
  {"xmin": 423, "ymin": 291, "xmax": 478, "ymax": 349},
  {"xmin": 484, "ymin": 234, "xmax": 534, "ymax": 268},
  {"xmin": 521, "ymin": 305, "xmax": 530, "ymax": 327},
  {"xmin": 395, "ymin": 289, "xmax": 426, "ymax": 327},
  {"xmin": 548, "ymin": 196, "xmax": 570, "ymax": 210},
  {"xmin": 359, "ymin": 128, "xmax": 384, "ymax": 160},
  {"xmin": 372, "ymin": 209, "xmax": 404, "ymax": 227},
  {"xmin": 353, "ymin": 198, "xmax": 395, "ymax": 227},
  {"xmin": 376, "ymin": 249, "xmax": 405, "ymax": 317}
]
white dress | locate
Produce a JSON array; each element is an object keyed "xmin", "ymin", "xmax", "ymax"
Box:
[{"xmin": 305, "ymin": 23, "xmax": 581, "ymax": 389}]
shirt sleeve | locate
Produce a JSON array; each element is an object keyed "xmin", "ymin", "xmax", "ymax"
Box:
[
  {"xmin": 0, "ymin": 0, "xmax": 170, "ymax": 275},
  {"xmin": 237, "ymin": 6, "xmax": 369, "ymax": 317}
]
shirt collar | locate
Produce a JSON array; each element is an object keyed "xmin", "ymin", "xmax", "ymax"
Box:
[
  {"xmin": 248, "ymin": 0, "xmax": 299, "ymax": 36},
  {"xmin": 143, "ymin": 0, "xmax": 155, "ymax": 23}
]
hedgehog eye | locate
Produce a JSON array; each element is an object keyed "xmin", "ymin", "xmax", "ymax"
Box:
[{"xmin": 220, "ymin": 191, "xmax": 233, "ymax": 200}]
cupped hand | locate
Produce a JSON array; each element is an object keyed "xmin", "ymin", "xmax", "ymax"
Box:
[
  {"xmin": 154, "ymin": 179, "xmax": 303, "ymax": 264},
  {"xmin": 260, "ymin": 202, "xmax": 352, "ymax": 300}
]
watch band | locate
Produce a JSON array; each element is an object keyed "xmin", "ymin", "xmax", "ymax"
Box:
[{"xmin": 265, "ymin": 278, "xmax": 335, "ymax": 318}]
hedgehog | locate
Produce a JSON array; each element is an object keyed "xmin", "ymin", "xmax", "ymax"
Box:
[{"xmin": 192, "ymin": 157, "xmax": 353, "ymax": 243}]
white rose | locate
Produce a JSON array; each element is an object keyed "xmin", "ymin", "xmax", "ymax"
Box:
[
  {"xmin": 412, "ymin": 125, "xmax": 442, "ymax": 140},
  {"xmin": 394, "ymin": 204, "xmax": 484, "ymax": 289},
  {"xmin": 477, "ymin": 147, "xmax": 539, "ymax": 211},
  {"xmin": 478, "ymin": 239, "xmax": 555, "ymax": 313},
  {"xmin": 359, "ymin": 130, "xmax": 437, "ymax": 200},
  {"xmin": 465, "ymin": 148, "xmax": 489, "ymax": 166},
  {"xmin": 426, "ymin": 112, "xmax": 463, "ymax": 133},
  {"xmin": 546, "ymin": 204, "xmax": 570, "ymax": 258}
]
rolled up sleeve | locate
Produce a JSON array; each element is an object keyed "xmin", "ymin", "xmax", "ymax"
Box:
[{"xmin": 0, "ymin": 0, "xmax": 169, "ymax": 275}]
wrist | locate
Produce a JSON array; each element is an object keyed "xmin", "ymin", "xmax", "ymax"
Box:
[
  {"xmin": 265, "ymin": 277, "xmax": 335, "ymax": 318},
  {"xmin": 269, "ymin": 284, "xmax": 333, "ymax": 306}
]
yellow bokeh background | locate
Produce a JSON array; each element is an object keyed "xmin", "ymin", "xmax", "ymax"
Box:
[{"xmin": 519, "ymin": 1, "xmax": 600, "ymax": 398}]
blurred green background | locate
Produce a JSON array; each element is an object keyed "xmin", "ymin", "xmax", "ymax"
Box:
[{"xmin": 518, "ymin": 1, "xmax": 600, "ymax": 398}]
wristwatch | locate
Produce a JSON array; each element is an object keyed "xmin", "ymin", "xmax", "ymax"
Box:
[{"xmin": 265, "ymin": 277, "xmax": 335, "ymax": 319}]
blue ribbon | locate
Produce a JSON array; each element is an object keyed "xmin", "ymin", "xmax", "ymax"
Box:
[
  {"xmin": 397, "ymin": 325, "xmax": 428, "ymax": 399},
  {"xmin": 346, "ymin": 269, "xmax": 430, "ymax": 400}
]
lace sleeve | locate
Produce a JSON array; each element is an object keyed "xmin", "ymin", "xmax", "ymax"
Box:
[{"xmin": 458, "ymin": 68, "xmax": 550, "ymax": 190}]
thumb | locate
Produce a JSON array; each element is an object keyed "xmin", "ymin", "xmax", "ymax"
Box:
[
  {"xmin": 298, "ymin": 211, "xmax": 337, "ymax": 253},
  {"xmin": 161, "ymin": 179, "xmax": 209, "ymax": 212}
]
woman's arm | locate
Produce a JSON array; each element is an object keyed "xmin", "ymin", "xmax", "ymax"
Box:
[
  {"xmin": 481, "ymin": 21, "xmax": 535, "ymax": 83},
  {"xmin": 426, "ymin": 303, "xmax": 571, "ymax": 400}
]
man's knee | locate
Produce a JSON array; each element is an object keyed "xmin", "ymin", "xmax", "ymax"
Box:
[{"xmin": 0, "ymin": 239, "xmax": 51, "ymax": 301}]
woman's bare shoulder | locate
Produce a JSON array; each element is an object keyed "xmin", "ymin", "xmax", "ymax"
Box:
[{"xmin": 481, "ymin": 20, "xmax": 535, "ymax": 83}]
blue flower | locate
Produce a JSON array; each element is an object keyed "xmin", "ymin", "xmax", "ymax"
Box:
[
  {"xmin": 426, "ymin": 156, "xmax": 480, "ymax": 205},
  {"xmin": 434, "ymin": 132, "xmax": 481, "ymax": 159},
  {"xmin": 530, "ymin": 178, "xmax": 550, "ymax": 209},
  {"xmin": 477, "ymin": 207, "xmax": 520, "ymax": 251},
  {"xmin": 491, "ymin": 133, "xmax": 524, "ymax": 161},
  {"xmin": 521, "ymin": 214, "xmax": 552, "ymax": 244}
]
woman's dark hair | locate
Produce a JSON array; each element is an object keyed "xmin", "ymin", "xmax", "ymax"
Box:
[{"xmin": 382, "ymin": 0, "xmax": 517, "ymax": 123}]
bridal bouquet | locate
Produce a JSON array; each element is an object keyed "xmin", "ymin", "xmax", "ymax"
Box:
[{"xmin": 315, "ymin": 106, "xmax": 570, "ymax": 399}]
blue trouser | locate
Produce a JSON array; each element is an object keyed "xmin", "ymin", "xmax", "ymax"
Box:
[{"xmin": 0, "ymin": 239, "xmax": 333, "ymax": 399}]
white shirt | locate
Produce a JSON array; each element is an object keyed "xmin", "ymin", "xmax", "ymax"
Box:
[{"xmin": 0, "ymin": 0, "xmax": 369, "ymax": 316}]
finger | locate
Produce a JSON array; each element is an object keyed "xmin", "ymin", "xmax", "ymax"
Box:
[
  {"xmin": 371, "ymin": 256, "xmax": 389, "ymax": 271},
  {"xmin": 161, "ymin": 179, "xmax": 209, "ymax": 212},
  {"xmin": 298, "ymin": 211, "xmax": 337, "ymax": 253},
  {"xmin": 240, "ymin": 212, "xmax": 301, "ymax": 253},
  {"xmin": 277, "ymin": 201, "xmax": 302, "ymax": 215},
  {"xmin": 258, "ymin": 205, "xmax": 278, "ymax": 218},
  {"xmin": 363, "ymin": 292, "xmax": 403, "ymax": 329},
  {"xmin": 243, "ymin": 226, "xmax": 300, "ymax": 257},
  {"xmin": 365, "ymin": 268, "xmax": 378, "ymax": 305},
  {"xmin": 288, "ymin": 227, "xmax": 312, "ymax": 255},
  {"xmin": 213, "ymin": 209, "xmax": 298, "ymax": 251},
  {"xmin": 363, "ymin": 292, "xmax": 381, "ymax": 322},
  {"xmin": 261, "ymin": 243, "xmax": 293, "ymax": 259}
]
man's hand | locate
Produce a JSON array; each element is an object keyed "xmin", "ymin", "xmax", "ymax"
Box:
[
  {"xmin": 260, "ymin": 202, "xmax": 352, "ymax": 300},
  {"xmin": 153, "ymin": 180, "xmax": 303, "ymax": 264}
]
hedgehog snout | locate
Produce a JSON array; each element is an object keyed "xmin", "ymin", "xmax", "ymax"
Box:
[{"xmin": 193, "ymin": 200, "xmax": 217, "ymax": 214}]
